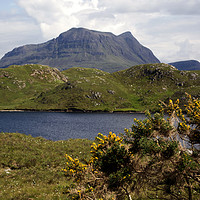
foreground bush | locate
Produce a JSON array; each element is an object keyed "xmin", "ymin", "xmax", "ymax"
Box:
[{"xmin": 64, "ymin": 94, "xmax": 200, "ymax": 200}]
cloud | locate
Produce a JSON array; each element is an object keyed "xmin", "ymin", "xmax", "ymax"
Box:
[
  {"xmin": 174, "ymin": 39, "xmax": 200, "ymax": 62},
  {"xmin": 1, "ymin": 0, "xmax": 199, "ymax": 63},
  {"xmin": 97, "ymin": 0, "xmax": 200, "ymax": 15},
  {"xmin": 0, "ymin": 8, "xmax": 42, "ymax": 58},
  {"xmin": 18, "ymin": 0, "xmax": 99, "ymax": 39}
]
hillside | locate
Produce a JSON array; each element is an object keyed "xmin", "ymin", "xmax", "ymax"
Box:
[
  {"xmin": 0, "ymin": 28, "xmax": 160, "ymax": 72},
  {"xmin": 0, "ymin": 63, "xmax": 199, "ymax": 112},
  {"xmin": 169, "ymin": 60, "xmax": 200, "ymax": 70},
  {"xmin": 113, "ymin": 63, "xmax": 200, "ymax": 109},
  {"xmin": 34, "ymin": 67, "xmax": 133, "ymax": 111},
  {"xmin": 0, "ymin": 64, "xmax": 67, "ymax": 110}
]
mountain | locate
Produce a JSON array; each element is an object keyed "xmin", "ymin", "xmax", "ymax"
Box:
[
  {"xmin": 0, "ymin": 28, "xmax": 160, "ymax": 72},
  {"xmin": 0, "ymin": 63, "xmax": 199, "ymax": 112},
  {"xmin": 169, "ymin": 60, "xmax": 200, "ymax": 70}
]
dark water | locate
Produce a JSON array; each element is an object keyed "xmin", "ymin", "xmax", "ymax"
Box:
[{"xmin": 0, "ymin": 112, "xmax": 146, "ymax": 141}]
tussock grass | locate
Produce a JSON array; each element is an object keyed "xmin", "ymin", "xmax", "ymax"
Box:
[{"xmin": 0, "ymin": 132, "xmax": 92, "ymax": 199}]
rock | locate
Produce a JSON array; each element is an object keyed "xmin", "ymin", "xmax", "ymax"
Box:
[{"xmin": 107, "ymin": 90, "xmax": 115, "ymax": 94}]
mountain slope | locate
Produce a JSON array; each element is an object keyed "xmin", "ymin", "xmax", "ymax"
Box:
[
  {"xmin": 0, "ymin": 28, "xmax": 160, "ymax": 72},
  {"xmin": 1, "ymin": 63, "xmax": 199, "ymax": 112},
  {"xmin": 169, "ymin": 60, "xmax": 200, "ymax": 70}
]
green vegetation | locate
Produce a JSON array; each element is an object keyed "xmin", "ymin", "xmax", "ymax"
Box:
[
  {"xmin": 0, "ymin": 63, "xmax": 200, "ymax": 112},
  {"xmin": 1, "ymin": 62, "xmax": 199, "ymax": 199},
  {"xmin": 40, "ymin": 67, "xmax": 133, "ymax": 111},
  {"xmin": 113, "ymin": 64, "xmax": 200, "ymax": 111},
  {"xmin": 63, "ymin": 94, "xmax": 200, "ymax": 200},
  {"xmin": 0, "ymin": 132, "xmax": 92, "ymax": 199},
  {"xmin": 0, "ymin": 95, "xmax": 199, "ymax": 199},
  {"xmin": 0, "ymin": 64, "xmax": 67, "ymax": 110}
]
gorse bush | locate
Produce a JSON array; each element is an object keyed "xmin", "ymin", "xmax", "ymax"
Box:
[
  {"xmin": 63, "ymin": 94, "xmax": 200, "ymax": 200},
  {"xmin": 63, "ymin": 132, "xmax": 133, "ymax": 199},
  {"xmin": 91, "ymin": 133, "xmax": 133, "ymax": 194}
]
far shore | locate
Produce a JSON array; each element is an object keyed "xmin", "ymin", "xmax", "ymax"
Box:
[
  {"xmin": 0, "ymin": 109, "xmax": 145, "ymax": 114},
  {"xmin": 0, "ymin": 110, "xmax": 27, "ymax": 112}
]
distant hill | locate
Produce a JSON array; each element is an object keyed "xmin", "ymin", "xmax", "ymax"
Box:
[
  {"xmin": 0, "ymin": 28, "xmax": 160, "ymax": 72},
  {"xmin": 0, "ymin": 63, "xmax": 199, "ymax": 112},
  {"xmin": 169, "ymin": 60, "xmax": 200, "ymax": 70}
]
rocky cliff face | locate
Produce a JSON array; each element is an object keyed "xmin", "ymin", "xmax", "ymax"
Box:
[{"xmin": 0, "ymin": 28, "xmax": 160, "ymax": 72}]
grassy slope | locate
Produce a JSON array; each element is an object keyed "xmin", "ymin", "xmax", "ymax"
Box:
[
  {"xmin": 113, "ymin": 63, "xmax": 200, "ymax": 111},
  {"xmin": 0, "ymin": 132, "xmax": 92, "ymax": 200},
  {"xmin": 0, "ymin": 64, "xmax": 67, "ymax": 110},
  {"xmin": 0, "ymin": 63, "xmax": 200, "ymax": 111},
  {"xmin": 34, "ymin": 67, "xmax": 133, "ymax": 111}
]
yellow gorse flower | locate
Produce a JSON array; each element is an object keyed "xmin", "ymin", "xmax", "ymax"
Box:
[
  {"xmin": 89, "ymin": 132, "xmax": 124, "ymax": 163},
  {"xmin": 64, "ymin": 154, "xmax": 87, "ymax": 178},
  {"xmin": 163, "ymin": 94, "xmax": 199, "ymax": 136}
]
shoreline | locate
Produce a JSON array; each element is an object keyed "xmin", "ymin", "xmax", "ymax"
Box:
[{"xmin": 0, "ymin": 109, "xmax": 145, "ymax": 114}]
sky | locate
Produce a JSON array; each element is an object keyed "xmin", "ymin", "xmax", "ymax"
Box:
[{"xmin": 0, "ymin": 0, "xmax": 200, "ymax": 63}]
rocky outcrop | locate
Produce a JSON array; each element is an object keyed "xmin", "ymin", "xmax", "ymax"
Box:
[{"xmin": 0, "ymin": 64, "xmax": 68, "ymax": 90}]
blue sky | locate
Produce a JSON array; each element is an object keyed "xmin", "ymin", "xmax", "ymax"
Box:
[
  {"xmin": 0, "ymin": 0, "xmax": 15, "ymax": 10},
  {"xmin": 0, "ymin": 0, "xmax": 200, "ymax": 63}
]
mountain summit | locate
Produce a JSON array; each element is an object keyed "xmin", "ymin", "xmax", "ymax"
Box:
[{"xmin": 0, "ymin": 28, "xmax": 160, "ymax": 72}]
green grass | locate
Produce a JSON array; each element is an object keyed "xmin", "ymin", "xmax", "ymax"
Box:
[
  {"xmin": 0, "ymin": 132, "xmax": 170, "ymax": 200},
  {"xmin": 0, "ymin": 64, "xmax": 67, "ymax": 110},
  {"xmin": 0, "ymin": 63, "xmax": 200, "ymax": 112},
  {"xmin": 33, "ymin": 67, "xmax": 132, "ymax": 111},
  {"xmin": 0, "ymin": 132, "xmax": 92, "ymax": 199},
  {"xmin": 113, "ymin": 63, "xmax": 200, "ymax": 111},
  {"xmin": 1, "ymin": 131, "xmax": 199, "ymax": 199}
]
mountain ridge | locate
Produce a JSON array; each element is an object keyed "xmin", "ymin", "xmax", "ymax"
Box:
[
  {"xmin": 169, "ymin": 60, "xmax": 200, "ymax": 71},
  {"xmin": 0, "ymin": 28, "xmax": 160, "ymax": 72}
]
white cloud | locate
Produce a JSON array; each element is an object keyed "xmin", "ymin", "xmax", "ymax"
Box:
[
  {"xmin": 130, "ymin": 13, "xmax": 200, "ymax": 62},
  {"xmin": 18, "ymin": 0, "xmax": 99, "ymax": 39},
  {"xmin": 0, "ymin": 11, "xmax": 43, "ymax": 58},
  {"xmin": 97, "ymin": 0, "xmax": 200, "ymax": 15}
]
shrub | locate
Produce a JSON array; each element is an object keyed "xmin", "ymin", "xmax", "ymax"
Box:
[{"xmin": 63, "ymin": 94, "xmax": 200, "ymax": 200}]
